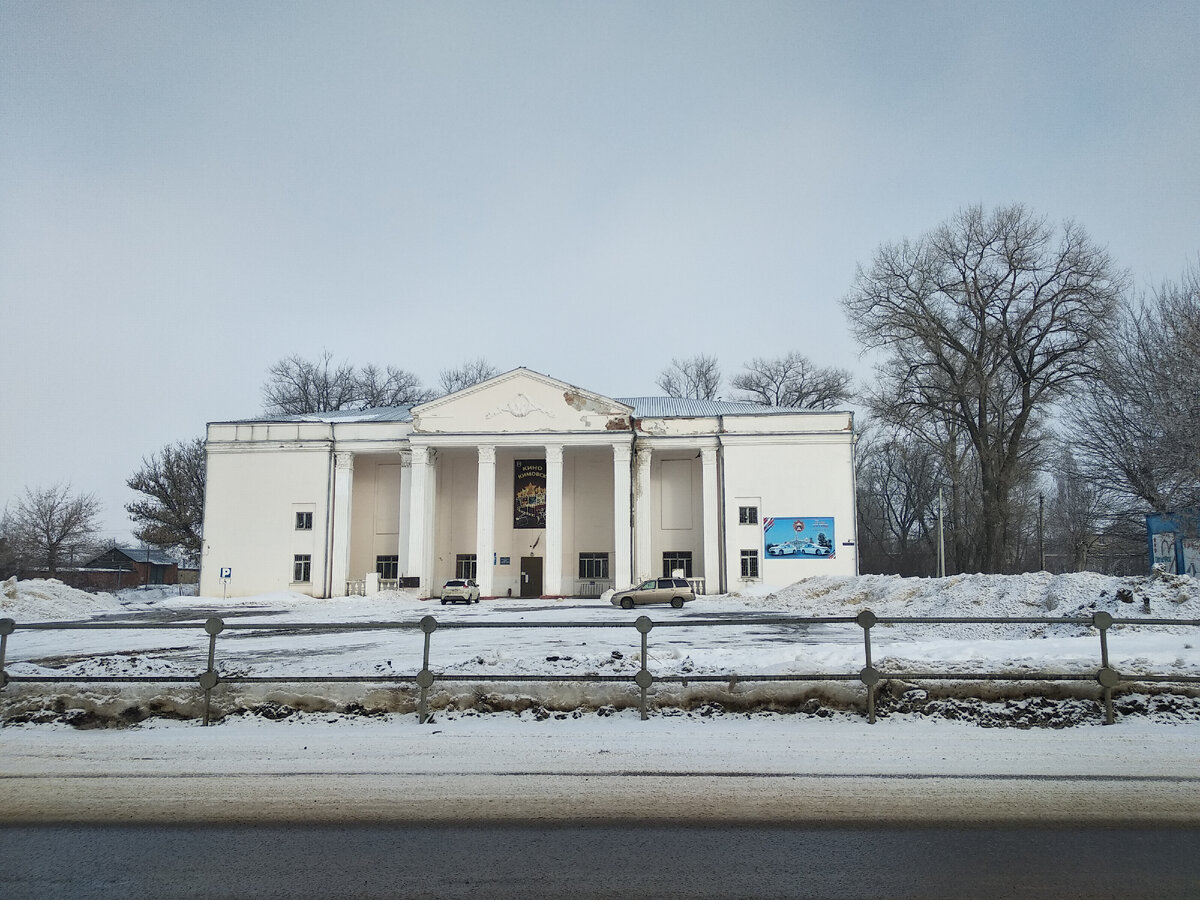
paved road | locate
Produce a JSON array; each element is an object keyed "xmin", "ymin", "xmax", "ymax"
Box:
[{"xmin": 3, "ymin": 822, "xmax": 1198, "ymax": 898}]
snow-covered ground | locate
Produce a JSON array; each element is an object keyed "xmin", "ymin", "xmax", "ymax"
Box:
[{"xmin": 2, "ymin": 571, "xmax": 1198, "ymax": 727}]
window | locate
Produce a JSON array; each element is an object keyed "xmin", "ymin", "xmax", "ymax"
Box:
[
  {"xmin": 455, "ymin": 554, "xmax": 477, "ymax": 580},
  {"xmin": 295, "ymin": 511, "xmax": 313, "ymax": 530},
  {"xmin": 740, "ymin": 549, "xmax": 759, "ymax": 579},
  {"xmin": 293, "ymin": 554, "xmax": 311, "ymax": 583},
  {"xmin": 662, "ymin": 551, "xmax": 693, "ymax": 578},
  {"xmin": 376, "ymin": 555, "xmax": 398, "ymax": 580},
  {"xmin": 578, "ymin": 552, "xmax": 610, "ymax": 580},
  {"xmin": 738, "ymin": 506, "xmax": 759, "ymax": 525}
]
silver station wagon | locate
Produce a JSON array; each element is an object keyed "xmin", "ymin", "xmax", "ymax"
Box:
[{"xmin": 610, "ymin": 577, "xmax": 695, "ymax": 609}]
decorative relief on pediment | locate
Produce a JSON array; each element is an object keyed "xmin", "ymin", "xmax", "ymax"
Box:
[{"xmin": 485, "ymin": 393, "xmax": 554, "ymax": 421}]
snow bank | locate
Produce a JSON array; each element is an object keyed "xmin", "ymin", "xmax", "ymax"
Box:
[
  {"xmin": 750, "ymin": 571, "xmax": 1200, "ymax": 638},
  {"xmin": 0, "ymin": 577, "xmax": 124, "ymax": 622}
]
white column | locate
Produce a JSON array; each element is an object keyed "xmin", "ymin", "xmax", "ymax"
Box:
[
  {"xmin": 544, "ymin": 444, "xmax": 564, "ymax": 597},
  {"xmin": 407, "ymin": 446, "xmax": 430, "ymax": 596},
  {"xmin": 612, "ymin": 443, "xmax": 633, "ymax": 590},
  {"xmin": 397, "ymin": 450, "xmax": 412, "ymax": 577},
  {"xmin": 634, "ymin": 447, "xmax": 653, "ymax": 582},
  {"xmin": 701, "ymin": 446, "xmax": 720, "ymax": 596},
  {"xmin": 476, "ymin": 445, "xmax": 497, "ymax": 597},
  {"xmin": 330, "ymin": 451, "xmax": 354, "ymax": 597}
]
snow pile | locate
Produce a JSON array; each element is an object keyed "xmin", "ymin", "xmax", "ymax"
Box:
[
  {"xmin": 0, "ymin": 578, "xmax": 124, "ymax": 622},
  {"xmin": 752, "ymin": 571, "xmax": 1200, "ymax": 638}
]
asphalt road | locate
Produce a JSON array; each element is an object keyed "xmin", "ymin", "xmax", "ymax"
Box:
[{"xmin": 3, "ymin": 822, "xmax": 1198, "ymax": 899}]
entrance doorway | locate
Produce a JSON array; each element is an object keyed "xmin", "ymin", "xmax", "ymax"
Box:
[{"xmin": 520, "ymin": 557, "xmax": 543, "ymax": 598}]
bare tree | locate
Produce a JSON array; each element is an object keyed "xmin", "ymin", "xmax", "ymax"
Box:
[
  {"xmin": 656, "ymin": 354, "xmax": 722, "ymax": 400},
  {"xmin": 1070, "ymin": 263, "xmax": 1200, "ymax": 517},
  {"xmin": 732, "ymin": 352, "xmax": 854, "ymax": 409},
  {"xmin": 438, "ymin": 358, "xmax": 499, "ymax": 395},
  {"xmin": 126, "ymin": 438, "xmax": 207, "ymax": 559},
  {"xmin": 1044, "ymin": 449, "xmax": 1107, "ymax": 572},
  {"xmin": 262, "ymin": 352, "xmax": 434, "ymax": 415},
  {"xmin": 1, "ymin": 484, "xmax": 101, "ymax": 574},
  {"xmin": 843, "ymin": 204, "xmax": 1127, "ymax": 572}
]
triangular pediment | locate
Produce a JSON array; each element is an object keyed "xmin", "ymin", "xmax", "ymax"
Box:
[{"xmin": 411, "ymin": 368, "xmax": 633, "ymax": 434}]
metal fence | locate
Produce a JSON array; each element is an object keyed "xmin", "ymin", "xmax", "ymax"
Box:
[{"xmin": 1, "ymin": 610, "xmax": 1198, "ymax": 727}]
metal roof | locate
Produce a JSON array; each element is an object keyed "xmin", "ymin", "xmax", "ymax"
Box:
[
  {"xmin": 617, "ymin": 397, "xmax": 838, "ymax": 418},
  {"xmin": 248, "ymin": 406, "xmax": 415, "ymax": 424}
]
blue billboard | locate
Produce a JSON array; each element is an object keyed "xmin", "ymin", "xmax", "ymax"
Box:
[{"xmin": 763, "ymin": 516, "xmax": 835, "ymax": 559}]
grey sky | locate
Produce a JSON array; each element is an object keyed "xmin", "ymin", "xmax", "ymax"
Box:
[{"xmin": 2, "ymin": 1, "xmax": 1198, "ymax": 540}]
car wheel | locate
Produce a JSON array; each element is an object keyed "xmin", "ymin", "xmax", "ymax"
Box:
[
  {"xmin": 671, "ymin": 597, "xmax": 684, "ymax": 608},
  {"xmin": 621, "ymin": 597, "xmax": 634, "ymax": 610},
  {"xmin": 440, "ymin": 599, "xmax": 447, "ymax": 605}
]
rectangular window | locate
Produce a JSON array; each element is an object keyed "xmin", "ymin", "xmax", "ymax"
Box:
[
  {"xmin": 295, "ymin": 511, "xmax": 313, "ymax": 530},
  {"xmin": 738, "ymin": 506, "xmax": 758, "ymax": 525},
  {"xmin": 456, "ymin": 554, "xmax": 477, "ymax": 580},
  {"xmin": 740, "ymin": 549, "xmax": 759, "ymax": 579},
  {"xmin": 662, "ymin": 551, "xmax": 693, "ymax": 578},
  {"xmin": 578, "ymin": 552, "xmax": 610, "ymax": 580},
  {"xmin": 376, "ymin": 555, "xmax": 398, "ymax": 580},
  {"xmin": 293, "ymin": 554, "xmax": 311, "ymax": 583}
]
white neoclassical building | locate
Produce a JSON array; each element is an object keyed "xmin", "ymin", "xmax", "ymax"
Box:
[{"xmin": 199, "ymin": 368, "xmax": 858, "ymax": 599}]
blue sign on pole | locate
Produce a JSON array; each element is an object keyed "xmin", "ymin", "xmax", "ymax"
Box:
[{"xmin": 219, "ymin": 567, "xmax": 232, "ymax": 579}]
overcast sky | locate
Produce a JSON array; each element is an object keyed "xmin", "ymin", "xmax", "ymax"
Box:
[{"xmin": 2, "ymin": 1, "xmax": 1198, "ymax": 540}]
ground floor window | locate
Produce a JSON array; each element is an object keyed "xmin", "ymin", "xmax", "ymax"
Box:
[
  {"xmin": 376, "ymin": 555, "xmax": 398, "ymax": 580},
  {"xmin": 456, "ymin": 554, "xmax": 477, "ymax": 580},
  {"xmin": 578, "ymin": 552, "xmax": 610, "ymax": 579},
  {"xmin": 740, "ymin": 549, "xmax": 759, "ymax": 579},
  {"xmin": 293, "ymin": 554, "xmax": 311, "ymax": 583},
  {"xmin": 662, "ymin": 551, "xmax": 693, "ymax": 578}
]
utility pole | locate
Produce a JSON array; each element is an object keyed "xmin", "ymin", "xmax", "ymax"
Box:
[
  {"xmin": 937, "ymin": 487, "xmax": 946, "ymax": 578},
  {"xmin": 1038, "ymin": 493, "xmax": 1045, "ymax": 572}
]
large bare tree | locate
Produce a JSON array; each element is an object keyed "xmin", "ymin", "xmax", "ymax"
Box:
[
  {"xmin": 843, "ymin": 204, "xmax": 1126, "ymax": 572},
  {"xmin": 656, "ymin": 354, "xmax": 722, "ymax": 400},
  {"xmin": 732, "ymin": 352, "xmax": 854, "ymax": 409},
  {"xmin": 262, "ymin": 352, "xmax": 434, "ymax": 415},
  {"xmin": 126, "ymin": 437, "xmax": 207, "ymax": 559},
  {"xmin": 1070, "ymin": 264, "xmax": 1200, "ymax": 517},
  {"xmin": 1, "ymin": 484, "xmax": 102, "ymax": 574}
]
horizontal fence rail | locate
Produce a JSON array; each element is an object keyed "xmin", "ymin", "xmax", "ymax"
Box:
[{"xmin": 1, "ymin": 611, "xmax": 1198, "ymax": 726}]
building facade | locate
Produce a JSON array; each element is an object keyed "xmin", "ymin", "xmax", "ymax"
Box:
[{"xmin": 199, "ymin": 369, "xmax": 857, "ymax": 599}]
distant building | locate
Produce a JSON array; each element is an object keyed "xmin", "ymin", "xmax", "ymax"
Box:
[
  {"xmin": 199, "ymin": 368, "xmax": 858, "ymax": 599},
  {"xmin": 73, "ymin": 546, "xmax": 181, "ymax": 591}
]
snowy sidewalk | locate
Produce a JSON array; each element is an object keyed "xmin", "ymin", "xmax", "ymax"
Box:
[{"xmin": 3, "ymin": 713, "xmax": 1199, "ymax": 825}]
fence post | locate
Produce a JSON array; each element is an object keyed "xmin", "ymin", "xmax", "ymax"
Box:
[
  {"xmin": 635, "ymin": 616, "xmax": 654, "ymax": 720},
  {"xmin": 1093, "ymin": 611, "xmax": 1119, "ymax": 725},
  {"xmin": 199, "ymin": 617, "xmax": 224, "ymax": 726},
  {"xmin": 0, "ymin": 618, "xmax": 13, "ymax": 697},
  {"xmin": 417, "ymin": 615, "xmax": 438, "ymax": 724},
  {"xmin": 857, "ymin": 610, "xmax": 880, "ymax": 724}
]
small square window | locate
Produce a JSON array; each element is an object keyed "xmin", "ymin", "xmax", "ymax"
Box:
[
  {"xmin": 578, "ymin": 552, "xmax": 610, "ymax": 580},
  {"xmin": 456, "ymin": 554, "xmax": 477, "ymax": 580},
  {"xmin": 662, "ymin": 551, "xmax": 693, "ymax": 578},
  {"xmin": 293, "ymin": 554, "xmax": 312, "ymax": 583},
  {"xmin": 740, "ymin": 549, "xmax": 759, "ymax": 579},
  {"xmin": 296, "ymin": 511, "xmax": 313, "ymax": 531},
  {"xmin": 739, "ymin": 506, "xmax": 758, "ymax": 525},
  {"xmin": 376, "ymin": 555, "xmax": 398, "ymax": 580}
]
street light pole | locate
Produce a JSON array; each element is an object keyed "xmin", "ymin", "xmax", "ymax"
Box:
[{"xmin": 937, "ymin": 487, "xmax": 946, "ymax": 578}]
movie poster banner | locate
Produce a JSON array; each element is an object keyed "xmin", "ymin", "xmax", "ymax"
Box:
[
  {"xmin": 763, "ymin": 516, "xmax": 835, "ymax": 559},
  {"xmin": 514, "ymin": 459, "xmax": 547, "ymax": 529}
]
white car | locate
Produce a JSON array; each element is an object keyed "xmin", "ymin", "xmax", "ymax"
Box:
[{"xmin": 440, "ymin": 579, "xmax": 481, "ymax": 604}]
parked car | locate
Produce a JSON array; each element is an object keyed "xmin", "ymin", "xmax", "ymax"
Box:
[
  {"xmin": 610, "ymin": 577, "xmax": 695, "ymax": 609},
  {"xmin": 440, "ymin": 579, "xmax": 481, "ymax": 604}
]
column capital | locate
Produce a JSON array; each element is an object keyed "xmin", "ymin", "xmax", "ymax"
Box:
[
  {"xmin": 545, "ymin": 444, "xmax": 564, "ymax": 464},
  {"xmin": 700, "ymin": 446, "xmax": 718, "ymax": 465},
  {"xmin": 411, "ymin": 446, "xmax": 430, "ymax": 466},
  {"xmin": 478, "ymin": 444, "xmax": 496, "ymax": 465},
  {"xmin": 398, "ymin": 449, "xmax": 412, "ymax": 467},
  {"xmin": 636, "ymin": 447, "xmax": 652, "ymax": 469},
  {"xmin": 613, "ymin": 443, "xmax": 633, "ymax": 464},
  {"xmin": 335, "ymin": 451, "xmax": 355, "ymax": 470}
]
